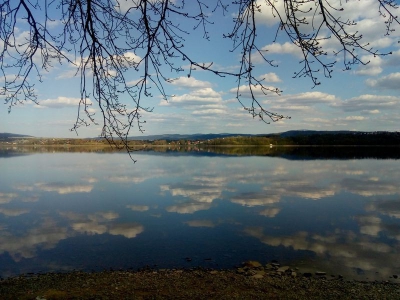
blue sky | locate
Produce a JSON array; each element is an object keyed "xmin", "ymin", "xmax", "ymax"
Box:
[{"xmin": 1, "ymin": 0, "xmax": 400, "ymax": 138}]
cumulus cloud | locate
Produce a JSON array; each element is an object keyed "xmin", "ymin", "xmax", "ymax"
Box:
[
  {"xmin": 243, "ymin": 225, "xmax": 399, "ymax": 279},
  {"xmin": 366, "ymin": 199, "xmax": 400, "ymax": 219},
  {"xmin": 108, "ymin": 223, "xmax": 144, "ymax": 238},
  {"xmin": 366, "ymin": 73, "xmax": 400, "ymax": 90},
  {"xmin": 166, "ymin": 202, "xmax": 212, "ymax": 214},
  {"xmin": 265, "ymin": 91, "xmax": 338, "ymax": 113},
  {"xmin": 231, "ymin": 192, "xmax": 280, "ymax": 207},
  {"xmin": 161, "ymin": 176, "xmax": 226, "ymax": 203},
  {"xmin": 334, "ymin": 94, "xmax": 400, "ymax": 112},
  {"xmin": 259, "ymin": 207, "xmax": 281, "ymax": 218},
  {"xmin": 126, "ymin": 205, "xmax": 150, "ymax": 212},
  {"xmin": 184, "ymin": 220, "xmax": 216, "ymax": 228},
  {"xmin": 35, "ymin": 97, "xmax": 92, "ymax": 109},
  {"xmin": 255, "ymin": 0, "xmax": 398, "ymax": 69},
  {"xmin": 163, "ymin": 87, "xmax": 222, "ymax": 106},
  {"xmin": 343, "ymin": 116, "xmax": 366, "ymax": 121},
  {"xmin": 0, "ymin": 218, "xmax": 70, "ymax": 261},
  {"xmin": 265, "ymin": 179, "xmax": 336, "ymax": 200},
  {"xmin": 274, "ymin": 91, "xmax": 337, "ymax": 104},
  {"xmin": 35, "ymin": 182, "xmax": 93, "ymax": 194},
  {"xmin": 0, "ymin": 208, "xmax": 29, "ymax": 217},
  {"xmin": 261, "ymin": 42, "xmax": 303, "ymax": 58},
  {"xmin": 354, "ymin": 55, "xmax": 383, "ymax": 76},
  {"xmin": 72, "ymin": 222, "xmax": 108, "ymax": 235},
  {"xmin": 229, "ymin": 84, "xmax": 281, "ymax": 99},
  {"xmin": 0, "ymin": 193, "xmax": 18, "ymax": 204},
  {"xmin": 339, "ymin": 177, "xmax": 400, "ymax": 197},
  {"xmin": 169, "ymin": 77, "xmax": 212, "ymax": 89},
  {"xmin": 259, "ymin": 72, "xmax": 282, "ymax": 83}
]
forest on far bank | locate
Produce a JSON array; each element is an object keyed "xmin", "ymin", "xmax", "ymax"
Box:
[{"xmin": 1, "ymin": 131, "xmax": 400, "ymax": 146}]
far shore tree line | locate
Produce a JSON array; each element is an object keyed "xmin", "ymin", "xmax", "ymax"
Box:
[{"xmin": 1, "ymin": 132, "xmax": 400, "ymax": 147}]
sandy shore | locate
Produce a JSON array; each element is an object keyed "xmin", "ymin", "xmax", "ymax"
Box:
[{"xmin": 1, "ymin": 266, "xmax": 400, "ymax": 299}]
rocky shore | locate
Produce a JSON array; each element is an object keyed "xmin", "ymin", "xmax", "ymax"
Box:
[{"xmin": 1, "ymin": 262, "xmax": 400, "ymax": 299}]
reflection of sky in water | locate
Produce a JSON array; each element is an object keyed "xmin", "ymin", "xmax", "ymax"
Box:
[{"xmin": 1, "ymin": 151, "xmax": 400, "ymax": 279}]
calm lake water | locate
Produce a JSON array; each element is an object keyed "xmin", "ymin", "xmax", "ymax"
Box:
[{"xmin": 1, "ymin": 147, "xmax": 400, "ymax": 280}]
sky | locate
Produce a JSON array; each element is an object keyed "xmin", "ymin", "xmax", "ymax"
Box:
[{"xmin": 1, "ymin": 0, "xmax": 400, "ymax": 138}]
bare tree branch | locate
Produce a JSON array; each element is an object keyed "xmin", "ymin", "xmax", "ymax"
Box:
[{"xmin": 1, "ymin": 0, "xmax": 399, "ymax": 159}]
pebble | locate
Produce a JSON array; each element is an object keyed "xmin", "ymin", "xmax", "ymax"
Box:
[
  {"xmin": 277, "ymin": 266, "xmax": 290, "ymax": 273},
  {"xmin": 244, "ymin": 261, "xmax": 262, "ymax": 268}
]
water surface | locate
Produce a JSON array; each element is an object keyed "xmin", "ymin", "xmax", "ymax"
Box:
[{"xmin": 1, "ymin": 148, "xmax": 400, "ymax": 280}]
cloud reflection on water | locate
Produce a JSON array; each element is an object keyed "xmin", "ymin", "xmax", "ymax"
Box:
[{"xmin": 1, "ymin": 151, "xmax": 400, "ymax": 279}]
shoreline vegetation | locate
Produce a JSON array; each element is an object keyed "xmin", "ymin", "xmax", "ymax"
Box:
[
  {"xmin": 1, "ymin": 262, "xmax": 400, "ymax": 299},
  {"xmin": 1, "ymin": 132, "xmax": 400, "ymax": 160},
  {"xmin": 1, "ymin": 131, "xmax": 400, "ymax": 148}
]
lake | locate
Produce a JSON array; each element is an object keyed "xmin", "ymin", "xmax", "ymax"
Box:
[{"xmin": 1, "ymin": 147, "xmax": 400, "ymax": 280}]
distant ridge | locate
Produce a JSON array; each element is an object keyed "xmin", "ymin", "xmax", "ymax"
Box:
[
  {"xmin": 0, "ymin": 133, "xmax": 33, "ymax": 139},
  {"xmin": 126, "ymin": 130, "xmax": 397, "ymax": 141},
  {"xmin": 2, "ymin": 130, "xmax": 398, "ymax": 141},
  {"xmin": 125, "ymin": 133, "xmax": 255, "ymax": 141}
]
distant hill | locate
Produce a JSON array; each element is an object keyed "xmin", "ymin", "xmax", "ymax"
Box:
[
  {"xmin": 0, "ymin": 133, "xmax": 33, "ymax": 140},
  {"xmin": 126, "ymin": 133, "xmax": 255, "ymax": 141},
  {"xmin": 2, "ymin": 130, "xmax": 399, "ymax": 143},
  {"xmin": 126, "ymin": 130, "xmax": 398, "ymax": 141},
  {"xmin": 268, "ymin": 130, "xmax": 355, "ymax": 137}
]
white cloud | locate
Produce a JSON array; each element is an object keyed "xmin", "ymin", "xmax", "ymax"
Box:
[
  {"xmin": 266, "ymin": 92, "xmax": 338, "ymax": 113},
  {"xmin": 36, "ymin": 97, "xmax": 91, "ymax": 109},
  {"xmin": 231, "ymin": 192, "xmax": 280, "ymax": 207},
  {"xmin": 166, "ymin": 202, "xmax": 212, "ymax": 214},
  {"xmin": 35, "ymin": 182, "xmax": 93, "ymax": 194},
  {"xmin": 169, "ymin": 77, "xmax": 212, "ymax": 89},
  {"xmin": 126, "ymin": 205, "xmax": 149, "ymax": 212},
  {"xmin": 259, "ymin": 207, "xmax": 281, "ymax": 218},
  {"xmin": 261, "ymin": 42, "xmax": 303, "ymax": 58},
  {"xmin": 256, "ymin": 0, "xmax": 398, "ymax": 63},
  {"xmin": 0, "ymin": 208, "xmax": 29, "ymax": 217},
  {"xmin": 108, "ymin": 223, "xmax": 144, "ymax": 238},
  {"xmin": 366, "ymin": 73, "xmax": 400, "ymax": 90},
  {"xmin": 230, "ymin": 84, "xmax": 281, "ymax": 99},
  {"xmin": 184, "ymin": 220, "xmax": 215, "ymax": 228},
  {"xmin": 0, "ymin": 193, "xmax": 18, "ymax": 204},
  {"xmin": 334, "ymin": 94, "xmax": 400, "ymax": 112},
  {"xmin": 354, "ymin": 55, "xmax": 383, "ymax": 76},
  {"xmin": 162, "ymin": 87, "xmax": 221, "ymax": 106},
  {"xmin": 259, "ymin": 72, "xmax": 281, "ymax": 83},
  {"xmin": 343, "ymin": 116, "xmax": 366, "ymax": 121}
]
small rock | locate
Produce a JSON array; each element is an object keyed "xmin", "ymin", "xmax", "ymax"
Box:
[
  {"xmin": 265, "ymin": 264, "xmax": 274, "ymax": 270},
  {"xmin": 252, "ymin": 274, "xmax": 264, "ymax": 279},
  {"xmin": 255, "ymin": 270, "xmax": 265, "ymax": 276},
  {"xmin": 277, "ymin": 266, "xmax": 290, "ymax": 273},
  {"xmin": 291, "ymin": 272, "xmax": 297, "ymax": 278},
  {"xmin": 236, "ymin": 268, "xmax": 245, "ymax": 274},
  {"xmin": 271, "ymin": 262, "xmax": 280, "ymax": 267},
  {"xmin": 210, "ymin": 270, "xmax": 218, "ymax": 275},
  {"xmin": 315, "ymin": 271, "xmax": 326, "ymax": 276},
  {"xmin": 244, "ymin": 261, "xmax": 262, "ymax": 268}
]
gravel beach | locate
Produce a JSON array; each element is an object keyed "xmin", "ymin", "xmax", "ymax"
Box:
[{"xmin": 1, "ymin": 262, "xmax": 400, "ymax": 299}]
